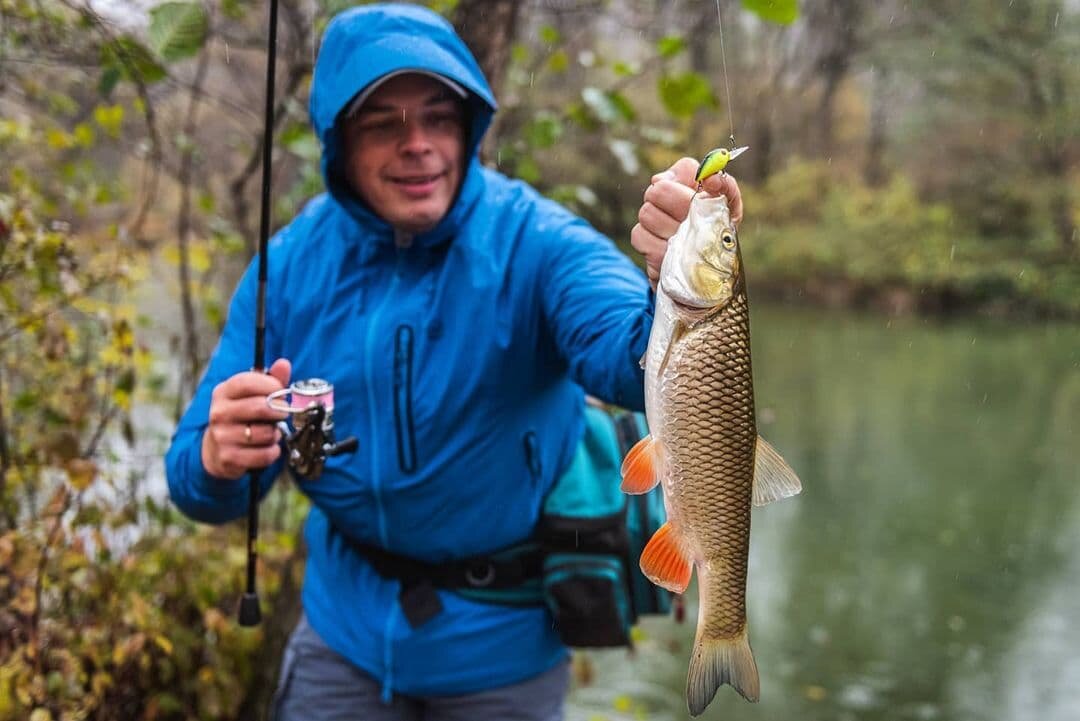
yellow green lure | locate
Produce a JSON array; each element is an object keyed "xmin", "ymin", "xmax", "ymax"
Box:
[{"xmin": 694, "ymin": 145, "xmax": 749, "ymax": 188}]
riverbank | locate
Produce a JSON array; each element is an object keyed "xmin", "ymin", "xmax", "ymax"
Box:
[
  {"xmin": 751, "ymin": 273, "xmax": 1080, "ymax": 321},
  {"xmin": 735, "ymin": 161, "xmax": 1080, "ymax": 322}
]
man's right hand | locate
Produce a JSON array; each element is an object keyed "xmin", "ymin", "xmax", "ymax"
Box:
[{"xmin": 201, "ymin": 358, "xmax": 292, "ymax": 479}]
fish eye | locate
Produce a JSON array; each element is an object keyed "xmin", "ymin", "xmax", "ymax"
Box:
[{"xmin": 721, "ymin": 233, "xmax": 736, "ymax": 249}]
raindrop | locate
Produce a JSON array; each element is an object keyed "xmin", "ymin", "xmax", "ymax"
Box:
[
  {"xmin": 225, "ymin": 43, "xmax": 230, "ymax": 64},
  {"xmin": 1054, "ymin": 12, "xmax": 1059, "ymax": 28},
  {"xmin": 950, "ymin": 244, "xmax": 955, "ymax": 261}
]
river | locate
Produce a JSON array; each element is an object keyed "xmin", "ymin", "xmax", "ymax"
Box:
[{"xmin": 566, "ymin": 302, "xmax": 1080, "ymax": 721}]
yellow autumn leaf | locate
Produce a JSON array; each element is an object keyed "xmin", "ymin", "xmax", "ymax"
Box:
[
  {"xmin": 91, "ymin": 671, "xmax": 113, "ymax": 697},
  {"xmin": 65, "ymin": 458, "xmax": 98, "ymax": 491},
  {"xmin": 45, "ymin": 129, "xmax": 72, "ymax": 150},
  {"xmin": 29, "ymin": 708, "xmax": 53, "ymax": 721},
  {"xmin": 612, "ymin": 695, "xmax": 633, "ymax": 713},
  {"xmin": 73, "ymin": 123, "xmax": 95, "ymax": 147},
  {"xmin": 190, "ymin": 242, "xmax": 212, "ymax": 273},
  {"xmin": 153, "ymin": 635, "xmax": 174, "ymax": 655},
  {"xmin": 93, "ymin": 104, "xmax": 124, "ymax": 137},
  {"xmin": 804, "ymin": 684, "xmax": 828, "ymax": 701}
]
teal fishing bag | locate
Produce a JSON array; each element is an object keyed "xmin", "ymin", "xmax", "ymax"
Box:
[{"xmin": 535, "ymin": 403, "xmax": 672, "ymax": 647}]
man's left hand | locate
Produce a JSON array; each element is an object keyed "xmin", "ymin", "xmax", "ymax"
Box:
[{"xmin": 631, "ymin": 157, "xmax": 743, "ymax": 290}]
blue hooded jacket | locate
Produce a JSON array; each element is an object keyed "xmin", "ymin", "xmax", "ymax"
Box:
[{"xmin": 166, "ymin": 2, "xmax": 652, "ymax": 698}]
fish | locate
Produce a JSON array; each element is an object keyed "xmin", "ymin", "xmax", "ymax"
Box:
[{"xmin": 620, "ymin": 191, "xmax": 801, "ymax": 716}]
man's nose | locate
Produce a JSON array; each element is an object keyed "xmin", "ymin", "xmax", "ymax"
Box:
[{"xmin": 398, "ymin": 118, "xmax": 432, "ymax": 154}]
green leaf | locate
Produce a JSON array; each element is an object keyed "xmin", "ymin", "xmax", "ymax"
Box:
[
  {"xmin": 281, "ymin": 123, "xmax": 321, "ymax": 161},
  {"xmin": 525, "ymin": 114, "xmax": 563, "ymax": 149},
  {"xmin": 606, "ymin": 90, "xmax": 637, "ymax": 122},
  {"xmin": 510, "ymin": 42, "xmax": 529, "ymax": 65},
  {"xmin": 741, "ymin": 0, "xmax": 799, "ymax": 24},
  {"xmin": 581, "ymin": 87, "xmax": 627, "ymax": 125},
  {"xmin": 657, "ymin": 35, "xmax": 686, "ymax": 59},
  {"xmin": 148, "ymin": 2, "xmax": 209, "ymax": 61},
  {"xmin": 101, "ymin": 36, "xmax": 167, "ymax": 84},
  {"xmin": 546, "ymin": 49, "xmax": 569, "ymax": 73},
  {"xmin": 539, "ymin": 25, "xmax": 560, "ymax": 45},
  {"xmin": 515, "ymin": 156, "xmax": 541, "ymax": 185},
  {"xmin": 566, "ymin": 102, "xmax": 599, "ymax": 132},
  {"xmin": 99, "ymin": 67, "xmax": 122, "ymax": 97},
  {"xmin": 657, "ymin": 72, "xmax": 716, "ymax": 118}
]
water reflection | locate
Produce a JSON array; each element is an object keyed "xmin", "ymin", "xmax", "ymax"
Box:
[{"xmin": 568, "ymin": 303, "xmax": 1080, "ymax": 721}]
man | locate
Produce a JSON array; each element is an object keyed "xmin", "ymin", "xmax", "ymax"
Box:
[{"xmin": 165, "ymin": 3, "xmax": 741, "ymax": 720}]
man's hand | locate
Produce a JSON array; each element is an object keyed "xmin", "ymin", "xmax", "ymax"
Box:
[
  {"xmin": 631, "ymin": 156, "xmax": 744, "ymax": 290},
  {"xmin": 201, "ymin": 358, "xmax": 292, "ymax": 479}
]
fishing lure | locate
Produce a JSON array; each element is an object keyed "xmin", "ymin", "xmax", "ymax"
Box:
[{"xmin": 695, "ymin": 145, "xmax": 749, "ymax": 188}]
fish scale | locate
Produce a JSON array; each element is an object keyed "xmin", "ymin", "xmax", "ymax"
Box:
[{"xmin": 663, "ymin": 289, "xmax": 756, "ymax": 641}]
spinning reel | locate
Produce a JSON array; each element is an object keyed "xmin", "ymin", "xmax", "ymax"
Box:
[{"xmin": 267, "ymin": 378, "xmax": 359, "ymax": 480}]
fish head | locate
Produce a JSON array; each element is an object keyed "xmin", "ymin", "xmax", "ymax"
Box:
[{"xmin": 660, "ymin": 193, "xmax": 741, "ymax": 314}]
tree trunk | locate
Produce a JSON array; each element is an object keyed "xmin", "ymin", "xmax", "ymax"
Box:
[
  {"xmin": 452, "ymin": 0, "xmax": 523, "ymax": 161},
  {"xmin": 805, "ymin": 0, "xmax": 862, "ymax": 154},
  {"xmin": 864, "ymin": 65, "xmax": 888, "ymax": 186}
]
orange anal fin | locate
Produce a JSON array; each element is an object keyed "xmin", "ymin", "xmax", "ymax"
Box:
[
  {"xmin": 620, "ymin": 434, "xmax": 660, "ymax": 494},
  {"xmin": 639, "ymin": 521, "xmax": 692, "ymax": 594}
]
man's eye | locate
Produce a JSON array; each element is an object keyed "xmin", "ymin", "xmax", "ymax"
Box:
[
  {"xmin": 359, "ymin": 119, "xmax": 399, "ymax": 133},
  {"xmin": 429, "ymin": 110, "xmax": 463, "ymax": 127}
]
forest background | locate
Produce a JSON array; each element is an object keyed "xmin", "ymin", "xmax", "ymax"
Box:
[{"xmin": 1, "ymin": 0, "xmax": 1077, "ymax": 719}]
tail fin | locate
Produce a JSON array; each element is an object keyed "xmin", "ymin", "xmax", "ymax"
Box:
[{"xmin": 686, "ymin": 628, "xmax": 759, "ymax": 715}]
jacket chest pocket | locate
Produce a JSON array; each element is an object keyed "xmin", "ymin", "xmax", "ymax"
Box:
[{"xmin": 394, "ymin": 324, "xmax": 417, "ymax": 474}]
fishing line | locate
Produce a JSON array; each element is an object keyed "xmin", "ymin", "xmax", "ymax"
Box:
[{"xmin": 715, "ymin": 0, "xmax": 737, "ymax": 148}]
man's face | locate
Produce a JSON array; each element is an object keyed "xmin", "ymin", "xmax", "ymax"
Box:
[{"xmin": 341, "ymin": 74, "xmax": 466, "ymax": 234}]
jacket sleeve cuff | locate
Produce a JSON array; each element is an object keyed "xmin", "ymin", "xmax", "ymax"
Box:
[{"xmin": 168, "ymin": 429, "xmax": 250, "ymax": 523}]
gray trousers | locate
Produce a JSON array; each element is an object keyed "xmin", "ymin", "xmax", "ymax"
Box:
[{"xmin": 271, "ymin": 615, "xmax": 570, "ymax": 721}]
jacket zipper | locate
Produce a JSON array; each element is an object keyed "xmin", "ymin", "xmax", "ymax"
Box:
[
  {"xmin": 368, "ymin": 239, "xmax": 408, "ymax": 702},
  {"xmin": 393, "ymin": 325, "xmax": 417, "ymax": 473}
]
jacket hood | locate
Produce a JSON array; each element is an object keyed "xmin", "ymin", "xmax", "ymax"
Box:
[{"xmin": 309, "ymin": 3, "xmax": 497, "ymax": 243}]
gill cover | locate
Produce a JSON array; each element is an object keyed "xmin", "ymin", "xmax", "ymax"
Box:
[{"xmin": 659, "ymin": 194, "xmax": 740, "ymax": 319}]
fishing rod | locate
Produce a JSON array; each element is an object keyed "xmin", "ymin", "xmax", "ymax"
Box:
[
  {"xmin": 238, "ymin": 0, "xmax": 357, "ymax": 626},
  {"xmin": 237, "ymin": 0, "xmax": 281, "ymax": 627}
]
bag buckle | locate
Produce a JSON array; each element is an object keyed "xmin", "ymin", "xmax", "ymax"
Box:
[{"xmin": 464, "ymin": 561, "xmax": 496, "ymax": 588}]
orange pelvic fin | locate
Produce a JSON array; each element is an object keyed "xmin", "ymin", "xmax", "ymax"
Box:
[
  {"xmin": 639, "ymin": 521, "xmax": 692, "ymax": 593},
  {"xmin": 620, "ymin": 434, "xmax": 660, "ymax": 494}
]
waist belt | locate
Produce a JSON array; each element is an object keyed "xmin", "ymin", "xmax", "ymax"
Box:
[{"xmin": 343, "ymin": 535, "xmax": 545, "ymax": 628}]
